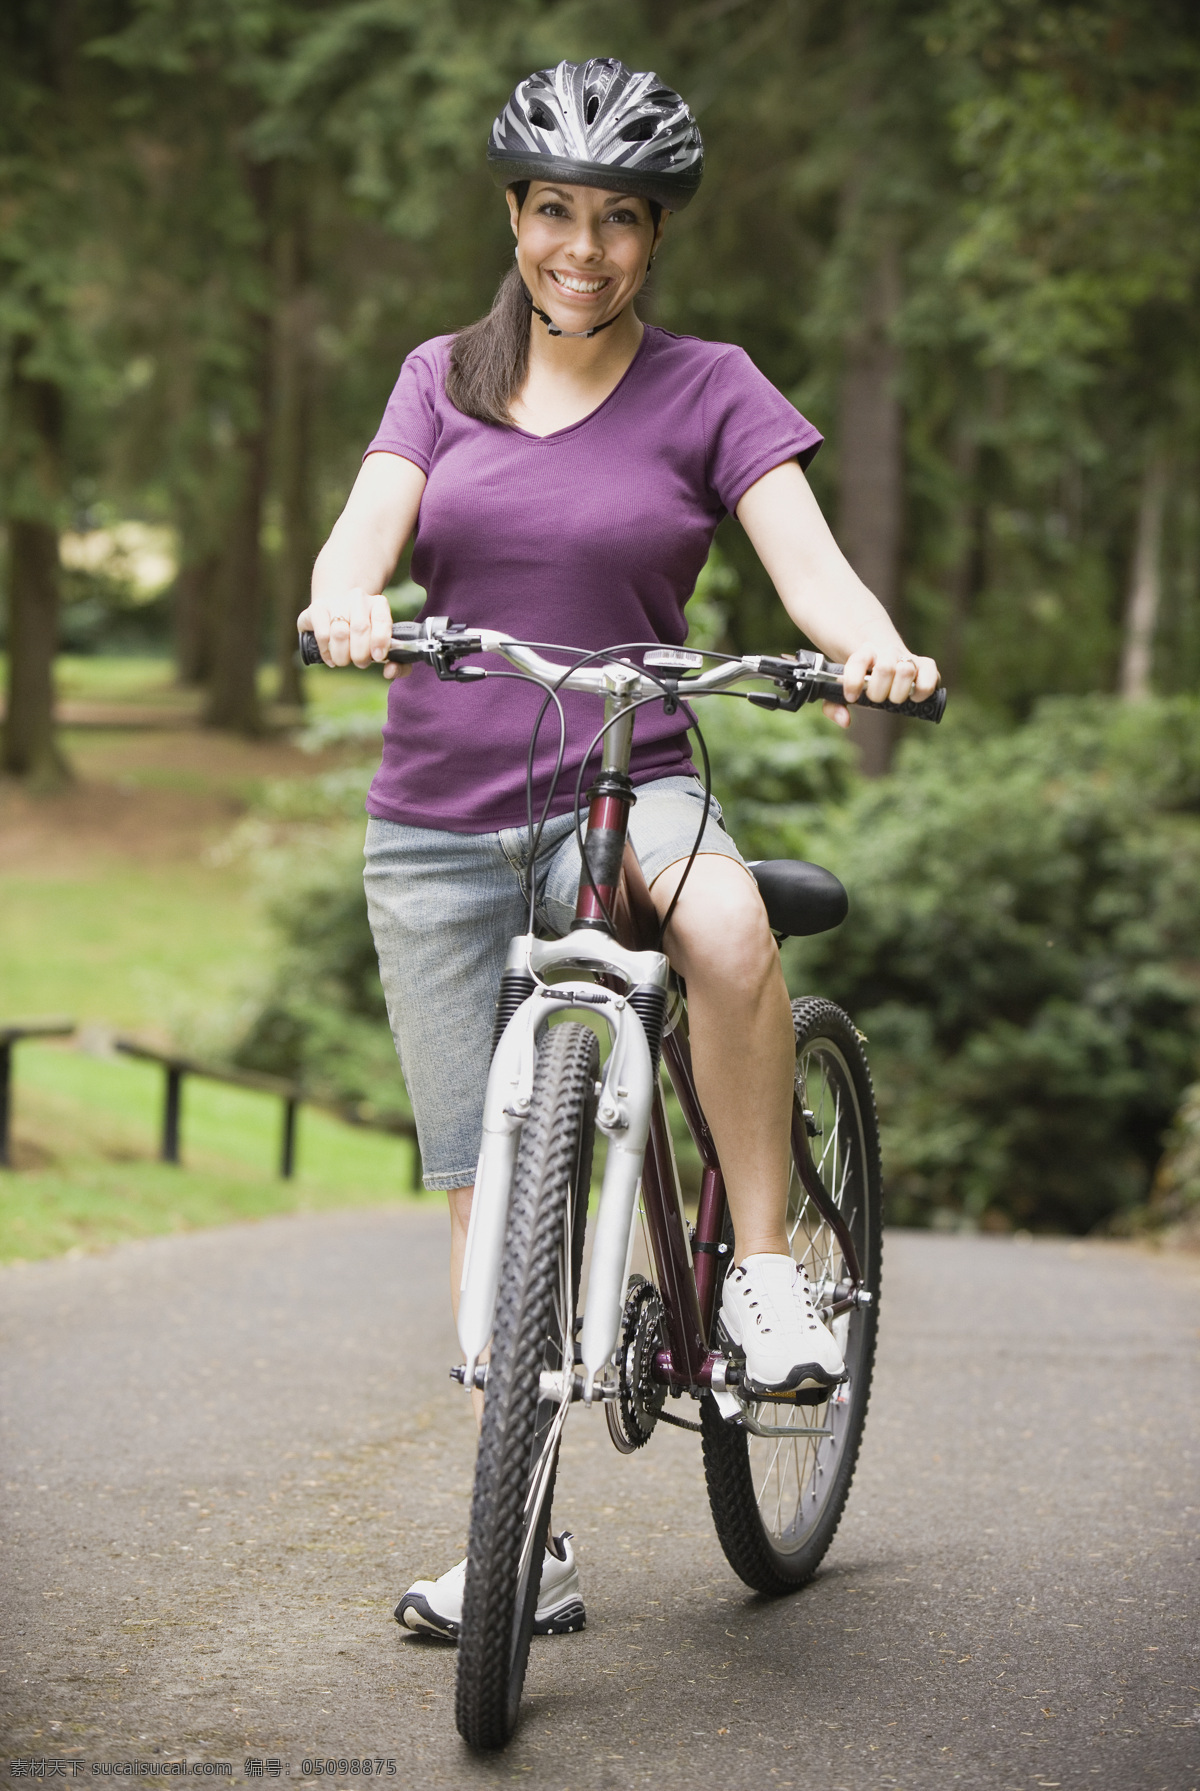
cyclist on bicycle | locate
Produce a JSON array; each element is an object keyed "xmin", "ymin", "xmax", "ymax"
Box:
[{"xmin": 298, "ymin": 57, "xmax": 939, "ymax": 1641}]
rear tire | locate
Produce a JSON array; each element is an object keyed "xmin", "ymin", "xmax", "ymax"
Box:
[
  {"xmin": 702, "ymin": 997, "xmax": 882, "ymax": 1595},
  {"xmin": 455, "ymin": 1022, "xmax": 598, "ymax": 1751}
]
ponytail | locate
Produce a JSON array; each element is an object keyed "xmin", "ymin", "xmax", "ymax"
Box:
[{"xmin": 445, "ymin": 262, "xmax": 532, "ymax": 428}]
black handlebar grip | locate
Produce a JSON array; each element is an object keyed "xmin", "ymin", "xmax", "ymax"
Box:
[
  {"xmin": 854, "ymin": 687, "xmax": 948, "ymax": 723},
  {"xmin": 297, "ymin": 627, "xmax": 425, "ymax": 667}
]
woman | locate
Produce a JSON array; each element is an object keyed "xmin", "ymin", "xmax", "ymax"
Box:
[{"xmin": 299, "ymin": 58, "xmax": 939, "ymax": 1640}]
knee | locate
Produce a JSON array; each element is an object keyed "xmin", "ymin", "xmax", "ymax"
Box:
[{"xmin": 668, "ymin": 869, "xmax": 778, "ymax": 992}]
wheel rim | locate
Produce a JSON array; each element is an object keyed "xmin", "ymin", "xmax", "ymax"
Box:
[{"xmin": 745, "ymin": 1038, "xmax": 870, "ymax": 1556}]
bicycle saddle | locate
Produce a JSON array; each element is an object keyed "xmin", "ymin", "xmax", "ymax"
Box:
[{"xmin": 748, "ymin": 860, "xmax": 848, "ymax": 938}]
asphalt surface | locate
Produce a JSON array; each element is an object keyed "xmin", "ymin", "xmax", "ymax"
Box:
[{"xmin": 1, "ymin": 1212, "xmax": 1197, "ymax": 1791}]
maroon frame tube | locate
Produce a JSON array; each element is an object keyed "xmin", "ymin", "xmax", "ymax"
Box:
[
  {"xmin": 574, "ymin": 792, "xmax": 628, "ymax": 927},
  {"xmin": 790, "ymin": 1101, "xmax": 862, "ymax": 1287},
  {"xmin": 661, "ymin": 1029, "xmax": 728, "ymax": 1341},
  {"xmin": 640, "ymin": 1086, "xmax": 708, "ymax": 1384}
]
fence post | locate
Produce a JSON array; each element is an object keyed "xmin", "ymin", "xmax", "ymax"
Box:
[
  {"xmin": 280, "ymin": 1097, "xmax": 297, "ymax": 1179},
  {"xmin": 0, "ymin": 1040, "xmax": 12, "ymax": 1168},
  {"xmin": 162, "ymin": 1066, "xmax": 183, "ymax": 1164}
]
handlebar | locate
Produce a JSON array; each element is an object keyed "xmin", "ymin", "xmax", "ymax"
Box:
[{"xmin": 297, "ymin": 620, "xmax": 947, "ymax": 723}]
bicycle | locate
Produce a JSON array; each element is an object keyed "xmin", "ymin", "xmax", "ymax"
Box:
[{"xmin": 300, "ymin": 619, "xmax": 946, "ymax": 1750}]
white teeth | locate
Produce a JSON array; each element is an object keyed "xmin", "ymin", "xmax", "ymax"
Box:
[{"xmin": 551, "ymin": 272, "xmax": 608, "ymax": 294}]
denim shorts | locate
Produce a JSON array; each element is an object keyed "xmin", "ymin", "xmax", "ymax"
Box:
[{"xmin": 363, "ymin": 776, "xmax": 747, "ymax": 1189}]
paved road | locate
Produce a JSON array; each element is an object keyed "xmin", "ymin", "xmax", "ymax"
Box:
[{"xmin": 1, "ymin": 1214, "xmax": 1196, "ymax": 1791}]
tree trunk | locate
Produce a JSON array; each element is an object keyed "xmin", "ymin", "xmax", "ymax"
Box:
[
  {"xmin": 2, "ymin": 353, "xmax": 69, "ymax": 785},
  {"xmin": 941, "ymin": 432, "xmax": 982, "ymax": 689},
  {"xmin": 204, "ymin": 164, "xmax": 274, "ymax": 736},
  {"xmin": 1119, "ymin": 444, "xmax": 1169, "ymax": 702},
  {"xmin": 174, "ymin": 549, "xmax": 220, "ymax": 687},
  {"xmin": 273, "ymin": 213, "xmax": 317, "ymax": 711},
  {"xmin": 836, "ymin": 234, "xmax": 904, "ymax": 776},
  {"xmin": 203, "ymin": 393, "xmax": 272, "ymax": 734}
]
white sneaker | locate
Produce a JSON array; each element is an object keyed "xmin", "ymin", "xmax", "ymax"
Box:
[
  {"xmin": 720, "ymin": 1252, "xmax": 846, "ymax": 1395},
  {"xmin": 394, "ymin": 1532, "xmax": 585, "ymax": 1640}
]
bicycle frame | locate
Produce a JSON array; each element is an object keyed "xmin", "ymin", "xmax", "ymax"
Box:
[{"xmin": 454, "ymin": 651, "xmax": 864, "ymax": 1412}]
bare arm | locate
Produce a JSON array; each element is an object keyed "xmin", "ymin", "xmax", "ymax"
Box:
[
  {"xmin": 298, "ymin": 451, "xmax": 427, "ymax": 673},
  {"xmin": 735, "ymin": 459, "xmax": 938, "ymax": 724}
]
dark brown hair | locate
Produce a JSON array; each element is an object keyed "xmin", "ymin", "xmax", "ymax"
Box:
[{"xmin": 445, "ymin": 183, "xmax": 661, "ymax": 427}]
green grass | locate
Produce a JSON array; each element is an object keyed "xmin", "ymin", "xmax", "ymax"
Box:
[
  {"xmin": 300, "ymin": 661, "xmax": 391, "ymax": 722},
  {"xmin": 41, "ymin": 652, "xmax": 392, "ymax": 722},
  {"xmin": 0, "ymin": 654, "xmax": 414, "ymax": 1260},
  {"xmin": 2, "ymin": 1043, "xmax": 422, "ymax": 1263},
  {"xmin": 52, "ymin": 654, "xmax": 187, "ymax": 706},
  {"xmin": 1, "ymin": 651, "xmax": 391, "ymax": 723},
  {"xmin": 0, "ymin": 859, "xmax": 267, "ymax": 1041}
]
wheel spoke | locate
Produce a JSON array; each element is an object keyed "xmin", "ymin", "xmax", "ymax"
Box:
[{"xmin": 742, "ymin": 1031, "xmax": 873, "ymax": 1556}]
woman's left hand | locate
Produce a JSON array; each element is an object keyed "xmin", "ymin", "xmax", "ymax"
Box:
[{"xmin": 821, "ymin": 642, "xmax": 941, "ymax": 729}]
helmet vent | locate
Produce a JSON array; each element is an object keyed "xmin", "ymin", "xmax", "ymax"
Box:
[{"xmin": 488, "ymin": 59, "xmax": 704, "ymax": 211}]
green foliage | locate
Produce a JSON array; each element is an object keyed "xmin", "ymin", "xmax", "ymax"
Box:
[
  {"xmin": 12, "ymin": 0, "xmax": 1200, "ymax": 711},
  {"xmin": 788, "ymin": 698, "xmax": 1200, "ymax": 1231},
  {"xmin": 1147, "ymin": 1081, "xmax": 1200, "ymax": 1233},
  {"xmin": 234, "ymin": 826, "xmax": 412, "ymax": 1123},
  {"xmin": 695, "ymin": 698, "xmax": 854, "ymax": 863}
]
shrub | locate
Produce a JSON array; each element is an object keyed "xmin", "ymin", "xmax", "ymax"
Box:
[
  {"xmin": 233, "ymin": 827, "xmax": 412, "ymax": 1125},
  {"xmin": 789, "ymin": 698, "xmax": 1200, "ymax": 1232},
  {"xmin": 1146, "ymin": 1082, "xmax": 1200, "ymax": 1238}
]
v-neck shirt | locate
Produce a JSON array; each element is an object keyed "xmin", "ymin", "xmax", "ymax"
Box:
[{"xmin": 363, "ymin": 324, "xmax": 822, "ymax": 832}]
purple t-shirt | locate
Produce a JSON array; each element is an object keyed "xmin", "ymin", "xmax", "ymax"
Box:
[{"xmin": 364, "ymin": 325, "xmax": 821, "ymax": 832}]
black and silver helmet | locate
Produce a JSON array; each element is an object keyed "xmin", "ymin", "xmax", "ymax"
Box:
[{"xmin": 488, "ymin": 58, "xmax": 703, "ymax": 212}]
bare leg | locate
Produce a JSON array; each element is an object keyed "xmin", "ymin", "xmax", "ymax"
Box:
[
  {"xmin": 447, "ymin": 1184, "xmax": 485, "ymax": 1427},
  {"xmin": 650, "ymin": 856, "xmax": 794, "ymax": 1262}
]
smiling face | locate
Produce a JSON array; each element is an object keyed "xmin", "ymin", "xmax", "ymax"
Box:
[{"xmin": 508, "ymin": 181, "xmax": 665, "ymax": 334}]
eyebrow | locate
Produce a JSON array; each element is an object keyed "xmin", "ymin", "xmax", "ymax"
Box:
[{"xmin": 534, "ymin": 185, "xmax": 643, "ymax": 206}]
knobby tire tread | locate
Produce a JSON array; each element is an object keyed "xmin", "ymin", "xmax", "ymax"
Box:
[
  {"xmin": 701, "ymin": 998, "xmax": 882, "ymax": 1597},
  {"xmin": 455, "ymin": 1022, "xmax": 598, "ymax": 1751}
]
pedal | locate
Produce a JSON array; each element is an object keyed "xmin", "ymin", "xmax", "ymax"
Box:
[{"xmin": 750, "ymin": 1382, "xmax": 838, "ymax": 1407}]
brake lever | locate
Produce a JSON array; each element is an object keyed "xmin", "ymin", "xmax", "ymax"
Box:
[{"xmin": 380, "ymin": 617, "xmax": 484, "ymax": 680}]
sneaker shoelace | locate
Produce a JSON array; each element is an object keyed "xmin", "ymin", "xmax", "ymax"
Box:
[{"xmin": 735, "ymin": 1261, "xmax": 823, "ymax": 1337}]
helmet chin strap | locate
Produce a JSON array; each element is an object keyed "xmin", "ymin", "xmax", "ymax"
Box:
[{"xmin": 521, "ymin": 282, "xmax": 624, "ymax": 340}]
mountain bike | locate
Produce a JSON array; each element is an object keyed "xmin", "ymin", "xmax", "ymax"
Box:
[{"xmin": 301, "ymin": 620, "xmax": 945, "ymax": 1750}]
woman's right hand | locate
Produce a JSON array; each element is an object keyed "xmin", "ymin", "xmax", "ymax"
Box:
[{"xmin": 297, "ymin": 587, "xmax": 408, "ymax": 676}]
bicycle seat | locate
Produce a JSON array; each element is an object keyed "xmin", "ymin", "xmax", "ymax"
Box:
[{"xmin": 748, "ymin": 860, "xmax": 848, "ymax": 938}]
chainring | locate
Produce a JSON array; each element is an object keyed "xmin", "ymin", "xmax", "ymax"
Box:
[{"xmin": 605, "ymin": 1275, "xmax": 668, "ymax": 1454}]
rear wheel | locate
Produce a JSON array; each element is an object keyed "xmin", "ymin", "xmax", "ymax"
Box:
[
  {"xmin": 702, "ymin": 997, "xmax": 881, "ymax": 1595},
  {"xmin": 455, "ymin": 1022, "xmax": 598, "ymax": 1751}
]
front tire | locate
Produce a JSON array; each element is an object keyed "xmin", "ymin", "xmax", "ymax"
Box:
[
  {"xmin": 702, "ymin": 997, "xmax": 882, "ymax": 1595},
  {"xmin": 455, "ymin": 1022, "xmax": 598, "ymax": 1751}
]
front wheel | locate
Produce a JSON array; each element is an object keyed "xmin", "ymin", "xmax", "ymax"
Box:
[
  {"xmin": 702, "ymin": 997, "xmax": 882, "ymax": 1595},
  {"xmin": 455, "ymin": 1021, "xmax": 598, "ymax": 1752}
]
